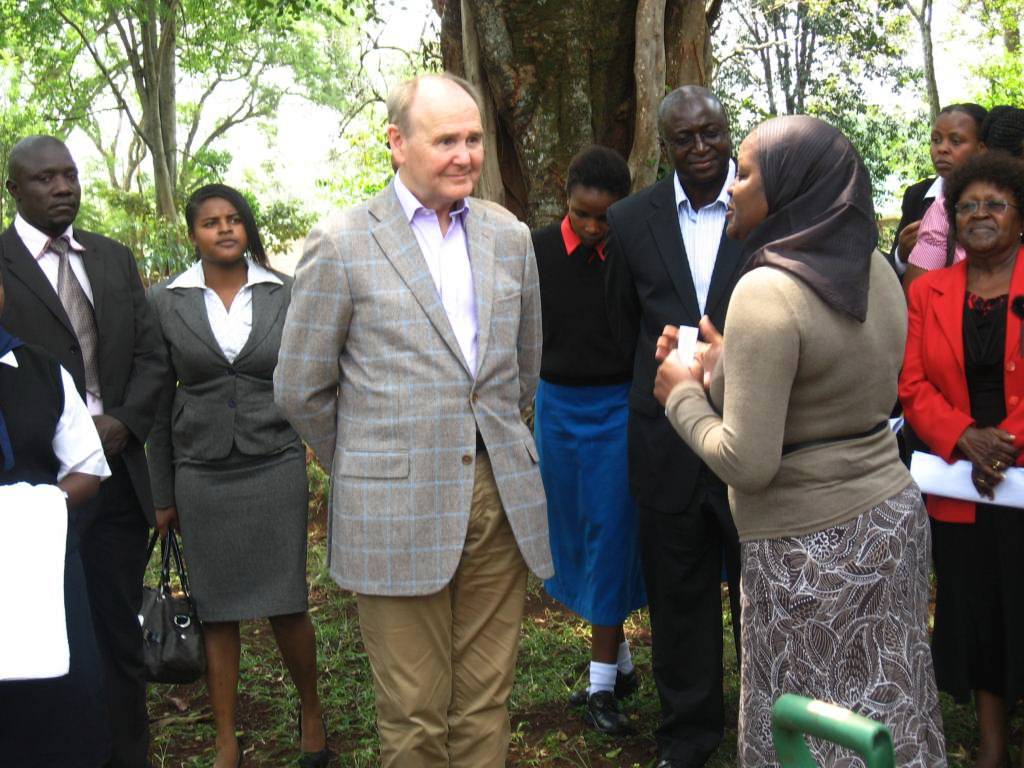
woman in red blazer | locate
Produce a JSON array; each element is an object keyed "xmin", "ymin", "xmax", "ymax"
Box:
[{"xmin": 900, "ymin": 152, "xmax": 1024, "ymax": 768}]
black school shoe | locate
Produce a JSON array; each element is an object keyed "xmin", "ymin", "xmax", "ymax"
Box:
[
  {"xmin": 568, "ymin": 669, "xmax": 639, "ymax": 706},
  {"xmin": 583, "ymin": 690, "xmax": 631, "ymax": 735}
]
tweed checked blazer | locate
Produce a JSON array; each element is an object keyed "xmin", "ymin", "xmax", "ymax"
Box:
[{"xmin": 275, "ymin": 181, "xmax": 553, "ymax": 596}]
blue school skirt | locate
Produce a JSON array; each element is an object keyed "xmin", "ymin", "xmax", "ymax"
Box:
[{"xmin": 535, "ymin": 379, "xmax": 646, "ymax": 625}]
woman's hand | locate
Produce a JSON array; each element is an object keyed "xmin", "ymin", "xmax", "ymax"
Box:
[
  {"xmin": 695, "ymin": 316, "xmax": 724, "ymax": 389},
  {"xmin": 957, "ymin": 426, "xmax": 1017, "ymax": 498},
  {"xmin": 896, "ymin": 220, "xmax": 921, "ymax": 261},
  {"xmin": 654, "ymin": 355, "xmax": 700, "ymax": 406},
  {"xmin": 654, "ymin": 324, "xmax": 679, "ymax": 362},
  {"xmin": 155, "ymin": 505, "xmax": 179, "ymax": 538}
]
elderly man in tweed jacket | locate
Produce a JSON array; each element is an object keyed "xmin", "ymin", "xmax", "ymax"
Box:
[{"xmin": 274, "ymin": 73, "xmax": 553, "ymax": 767}]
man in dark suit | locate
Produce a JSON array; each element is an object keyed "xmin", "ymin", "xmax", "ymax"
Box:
[
  {"xmin": 604, "ymin": 87, "xmax": 744, "ymax": 768},
  {"xmin": 1, "ymin": 135, "xmax": 164, "ymax": 767}
]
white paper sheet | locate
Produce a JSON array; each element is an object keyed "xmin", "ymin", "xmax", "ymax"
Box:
[
  {"xmin": 0, "ymin": 482, "xmax": 70, "ymax": 681},
  {"xmin": 671, "ymin": 325, "xmax": 701, "ymax": 367},
  {"xmin": 910, "ymin": 451, "xmax": 1024, "ymax": 508}
]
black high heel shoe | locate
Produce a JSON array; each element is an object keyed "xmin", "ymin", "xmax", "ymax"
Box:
[{"xmin": 297, "ymin": 709, "xmax": 332, "ymax": 768}]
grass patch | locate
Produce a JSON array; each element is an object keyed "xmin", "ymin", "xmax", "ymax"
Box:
[{"xmin": 146, "ymin": 510, "xmax": 1018, "ymax": 767}]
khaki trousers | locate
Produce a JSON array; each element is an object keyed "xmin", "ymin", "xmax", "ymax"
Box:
[{"xmin": 357, "ymin": 453, "xmax": 529, "ymax": 768}]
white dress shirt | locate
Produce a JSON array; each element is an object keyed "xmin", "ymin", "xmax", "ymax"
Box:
[
  {"xmin": 0, "ymin": 351, "xmax": 110, "ymax": 482},
  {"xmin": 167, "ymin": 258, "xmax": 284, "ymax": 363},
  {"xmin": 674, "ymin": 159, "xmax": 736, "ymax": 315},
  {"xmin": 14, "ymin": 214, "xmax": 102, "ymax": 415},
  {"xmin": 393, "ymin": 172, "xmax": 478, "ymax": 374}
]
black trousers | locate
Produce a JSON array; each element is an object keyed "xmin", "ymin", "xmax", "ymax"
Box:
[
  {"xmin": 638, "ymin": 470, "xmax": 741, "ymax": 766},
  {"xmin": 75, "ymin": 459, "xmax": 151, "ymax": 768}
]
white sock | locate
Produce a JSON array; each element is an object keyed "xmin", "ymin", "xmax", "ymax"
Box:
[
  {"xmin": 617, "ymin": 640, "xmax": 634, "ymax": 675},
  {"xmin": 588, "ymin": 660, "xmax": 617, "ymax": 695}
]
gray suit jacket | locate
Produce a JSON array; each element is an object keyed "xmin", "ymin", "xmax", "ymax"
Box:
[
  {"xmin": 147, "ymin": 274, "xmax": 301, "ymax": 508},
  {"xmin": 275, "ymin": 182, "xmax": 553, "ymax": 596}
]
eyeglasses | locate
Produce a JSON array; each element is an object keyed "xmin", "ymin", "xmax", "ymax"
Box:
[
  {"xmin": 954, "ymin": 199, "xmax": 1020, "ymax": 215},
  {"xmin": 664, "ymin": 128, "xmax": 725, "ymax": 150}
]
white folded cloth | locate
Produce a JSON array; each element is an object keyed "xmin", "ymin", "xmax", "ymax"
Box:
[{"xmin": 0, "ymin": 482, "xmax": 70, "ymax": 681}]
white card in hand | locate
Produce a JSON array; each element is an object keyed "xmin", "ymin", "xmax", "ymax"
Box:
[{"xmin": 672, "ymin": 325, "xmax": 700, "ymax": 366}]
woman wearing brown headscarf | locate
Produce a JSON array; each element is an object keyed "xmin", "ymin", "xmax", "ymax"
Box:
[{"xmin": 652, "ymin": 115, "xmax": 946, "ymax": 766}]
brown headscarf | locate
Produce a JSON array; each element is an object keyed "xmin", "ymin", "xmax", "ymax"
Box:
[{"xmin": 741, "ymin": 115, "xmax": 877, "ymax": 322}]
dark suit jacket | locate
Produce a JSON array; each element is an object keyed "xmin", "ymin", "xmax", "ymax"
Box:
[
  {"xmin": 146, "ymin": 274, "xmax": 301, "ymax": 509},
  {"xmin": 604, "ymin": 176, "xmax": 746, "ymax": 513},
  {"xmin": 887, "ymin": 177, "xmax": 936, "ymax": 271},
  {"xmin": 0, "ymin": 224, "xmax": 165, "ymax": 524}
]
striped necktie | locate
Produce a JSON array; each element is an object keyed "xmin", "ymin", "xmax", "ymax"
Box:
[{"xmin": 51, "ymin": 236, "xmax": 101, "ymax": 399}]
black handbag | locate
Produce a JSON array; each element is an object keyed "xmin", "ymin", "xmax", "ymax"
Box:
[{"xmin": 140, "ymin": 529, "xmax": 206, "ymax": 684}]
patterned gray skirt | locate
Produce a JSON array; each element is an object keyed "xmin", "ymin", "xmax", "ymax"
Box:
[{"xmin": 737, "ymin": 482, "xmax": 947, "ymax": 767}]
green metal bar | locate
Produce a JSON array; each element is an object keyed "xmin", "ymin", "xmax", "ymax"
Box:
[{"xmin": 771, "ymin": 694, "xmax": 896, "ymax": 768}]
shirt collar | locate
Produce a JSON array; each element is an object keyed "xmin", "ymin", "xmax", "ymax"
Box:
[
  {"xmin": 925, "ymin": 176, "xmax": 943, "ymax": 199},
  {"xmin": 167, "ymin": 257, "xmax": 284, "ymax": 290},
  {"xmin": 15, "ymin": 213, "xmax": 86, "ymax": 260},
  {"xmin": 393, "ymin": 172, "xmax": 470, "ymax": 223},
  {"xmin": 673, "ymin": 158, "xmax": 736, "ymax": 218},
  {"xmin": 0, "ymin": 350, "xmax": 17, "ymax": 368},
  {"xmin": 560, "ymin": 215, "xmax": 606, "ymax": 261}
]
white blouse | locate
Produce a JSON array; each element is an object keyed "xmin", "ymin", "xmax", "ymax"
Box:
[
  {"xmin": 167, "ymin": 259, "xmax": 283, "ymax": 363},
  {"xmin": 0, "ymin": 351, "xmax": 110, "ymax": 482}
]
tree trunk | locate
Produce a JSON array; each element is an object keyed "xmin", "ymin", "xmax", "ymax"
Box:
[
  {"xmin": 460, "ymin": 0, "xmax": 505, "ymax": 205},
  {"xmin": 448, "ymin": 0, "xmax": 639, "ymax": 226},
  {"xmin": 906, "ymin": 0, "xmax": 939, "ymax": 123},
  {"xmin": 445, "ymin": 0, "xmax": 714, "ymax": 226},
  {"xmin": 665, "ymin": 0, "xmax": 711, "ymax": 88},
  {"xmin": 627, "ymin": 0, "xmax": 666, "ymax": 191}
]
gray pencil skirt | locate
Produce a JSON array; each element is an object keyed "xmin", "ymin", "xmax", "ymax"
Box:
[{"xmin": 174, "ymin": 444, "xmax": 309, "ymax": 622}]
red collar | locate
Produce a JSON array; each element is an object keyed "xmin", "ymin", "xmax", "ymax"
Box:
[{"xmin": 560, "ymin": 216, "xmax": 605, "ymax": 262}]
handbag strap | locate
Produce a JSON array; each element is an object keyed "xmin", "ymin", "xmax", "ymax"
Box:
[
  {"xmin": 165, "ymin": 530, "xmax": 194, "ymax": 601},
  {"xmin": 145, "ymin": 529, "xmax": 195, "ymax": 602}
]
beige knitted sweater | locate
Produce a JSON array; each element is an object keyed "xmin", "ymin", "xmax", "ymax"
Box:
[{"xmin": 665, "ymin": 251, "xmax": 912, "ymax": 541}]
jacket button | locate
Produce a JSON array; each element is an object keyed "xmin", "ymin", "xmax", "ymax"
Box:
[
  {"xmin": 1010, "ymin": 396, "xmax": 1020, "ymax": 407},
  {"xmin": 69, "ymin": 344, "xmax": 79, "ymax": 354},
  {"xmin": 227, "ymin": 366, "xmax": 236, "ymax": 376},
  {"xmin": 228, "ymin": 398, "xmax": 237, "ymax": 408},
  {"xmin": 1009, "ymin": 361, "xmax": 1017, "ymax": 372},
  {"xmin": 470, "ymin": 392, "xmax": 478, "ymax": 405},
  {"xmin": 461, "ymin": 454, "xmax": 473, "ymax": 465}
]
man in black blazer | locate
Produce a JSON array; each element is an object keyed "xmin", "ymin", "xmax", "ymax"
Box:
[
  {"xmin": 604, "ymin": 87, "xmax": 744, "ymax": 768},
  {"xmin": 1, "ymin": 135, "xmax": 164, "ymax": 767}
]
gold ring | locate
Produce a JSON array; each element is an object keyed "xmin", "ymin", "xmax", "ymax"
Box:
[{"xmin": 993, "ymin": 461, "xmax": 1005, "ymax": 471}]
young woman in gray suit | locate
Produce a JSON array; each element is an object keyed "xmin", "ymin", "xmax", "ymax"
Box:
[{"xmin": 148, "ymin": 184, "xmax": 329, "ymax": 768}]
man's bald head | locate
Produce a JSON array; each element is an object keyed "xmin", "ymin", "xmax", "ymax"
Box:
[
  {"xmin": 387, "ymin": 74, "xmax": 483, "ymax": 136},
  {"xmin": 7, "ymin": 135, "xmax": 69, "ymax": 181},
  {"xmin": 657, "ymin": 87, "xmax": 726, "ymax": 141},
  {"xmin": 657, "ymin": 86, "xmax": 733, "ymax": 203},
  {"xmin": 5, "ymin": 135, "xmax": 81, "ymax": 236}
]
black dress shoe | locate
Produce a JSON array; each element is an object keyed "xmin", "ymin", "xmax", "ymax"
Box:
[
  {"xmin": 297, "ymin": 710, "xmax": 333, "ymax": 768},
  {"xmin": 569, "ymin": 669, "xmax": 640, "ymax": 707},
  {"xmin": 655, "ymin": 760, "xmax": 686, "ymax": 768},
  {"xmin": 583, "ymin": 690, "xmax": 630, "ymax": 735}
]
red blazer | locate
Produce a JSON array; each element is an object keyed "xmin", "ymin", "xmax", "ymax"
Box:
[{"xmin": 900, "ymin": 245, "xmax": 1024, "ymax": 523}]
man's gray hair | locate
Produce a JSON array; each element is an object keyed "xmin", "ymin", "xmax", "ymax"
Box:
[{"xmin": 386, "ymin": 73, "xmax": 483, "ymax": 134}]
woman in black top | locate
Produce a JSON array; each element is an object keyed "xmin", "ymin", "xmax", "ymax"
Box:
[
  {"xmin": 533, "ymin": 146, "xmax": 646, "ymax": 735},
  {"xmin": 901, "ymin": 153, "xmax": 1024, "ymax": 767}
]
